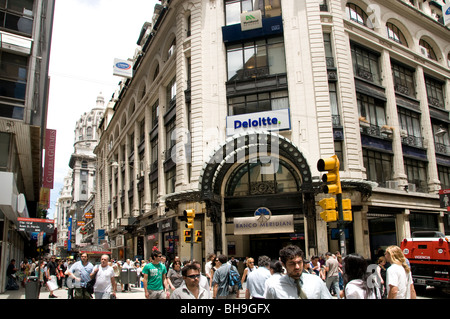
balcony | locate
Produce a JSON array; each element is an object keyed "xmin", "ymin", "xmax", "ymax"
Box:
[{"xmin": 402, "ymin": 134, "xmax": 425, "ymax": 148}]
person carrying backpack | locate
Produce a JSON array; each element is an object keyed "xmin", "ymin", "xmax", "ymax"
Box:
[{"xmin": 212, "ymin": 254, "xmax": 242, "ymax": 299}]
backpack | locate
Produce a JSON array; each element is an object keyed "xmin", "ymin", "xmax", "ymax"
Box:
[{"xmin": 227, "ymin": 264, "xmax": 242, "ymax": 294}]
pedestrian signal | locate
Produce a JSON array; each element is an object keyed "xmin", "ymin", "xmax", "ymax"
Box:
[
  {"xmin": 342, "ymin": 199, "xmax": 352, "ymax": 222},
  {"xmin": 319, "ymin": 198, "xmax": 338, "ymax": 222},
  {"xmin": 184, "ymin": 230, "xmax": 192, "ymax": 243},
  {"xmin": 194, "ymin": 230, "xmax": 202, "ymax": 243},
  {"xmin": 317, "ymin": 155, "xmax": 342, "ymax": 194}
]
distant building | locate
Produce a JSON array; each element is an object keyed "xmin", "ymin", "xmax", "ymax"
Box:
[{"xmin": 0, "ymin": 0, "xmax": 55, "ymax": 293}]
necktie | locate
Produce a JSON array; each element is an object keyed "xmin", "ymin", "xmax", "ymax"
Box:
[{"xmin": 295, "ymin": 278, "xmax": 308, "ymax": 299}]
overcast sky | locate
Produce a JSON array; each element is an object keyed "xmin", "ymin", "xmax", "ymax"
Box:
[{"xmin": 47, "ymin": 0, "xmax": 159, "ymax": 218}]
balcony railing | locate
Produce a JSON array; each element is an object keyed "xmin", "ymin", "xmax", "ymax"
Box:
[
  {"xmin": 435, "ymin": 142, "xmax": 450, "ymax": 155},
  {"xmin": 402, "ymin": 134, "xmax": 424, "ymax": 148}
]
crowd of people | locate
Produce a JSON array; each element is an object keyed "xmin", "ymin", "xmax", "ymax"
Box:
[{"xmin": 5, "ymin": 244, "xmax": 415, "ymax": 300}]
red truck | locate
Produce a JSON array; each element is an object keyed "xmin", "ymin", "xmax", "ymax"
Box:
[{"xmin": 401, "ymin": 231, "xmax": 450, "ymax": 293}]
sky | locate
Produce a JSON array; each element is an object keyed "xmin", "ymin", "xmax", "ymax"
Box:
[{"xmin": 46, "ymin": 0, "xmax": 159, "ymax": 218}]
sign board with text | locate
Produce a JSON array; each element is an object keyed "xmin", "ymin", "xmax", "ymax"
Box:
[
  {"xmin": 18, "ymin": 217, "xmax": 55, "ymax": 234},
  {"xmin": 439, "ymin": 189, "xmax": 450, "ymax": 211}
]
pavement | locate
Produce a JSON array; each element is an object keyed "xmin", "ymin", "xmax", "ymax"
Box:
[{"xmin": 0, "ymin": 284, "xmax": 248, "ymax": 300}]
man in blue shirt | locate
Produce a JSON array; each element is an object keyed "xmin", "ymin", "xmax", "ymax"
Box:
[
  {"xmin": 245, "ymin": 255, "xmax": 271, "ymax": 299},
  {"xmin": 66, "ymin": 253, "xmax": 94, "ymax": 299}
]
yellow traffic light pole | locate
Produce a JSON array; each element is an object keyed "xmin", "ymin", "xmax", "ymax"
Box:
[{"xmin": 317, "ymin": 155, "xmax": 348, "ymax": 256}]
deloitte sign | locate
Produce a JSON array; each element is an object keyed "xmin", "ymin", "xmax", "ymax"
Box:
[{"xmin": 226, "ymin": 109, "xmax": 291, "ymax": 136}]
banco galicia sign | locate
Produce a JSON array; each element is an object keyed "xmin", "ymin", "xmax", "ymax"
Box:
[{"xmin": 226, "ymin": 109, "xmax": 291, "ymax": 136}]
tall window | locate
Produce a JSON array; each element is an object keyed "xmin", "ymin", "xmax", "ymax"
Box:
[
  {"xmin": 165, "ymin": 119, "xmax": 176, "ymax": 159},
  {"xmin": 225, "ymin": 0, "xmax": 282, "ymax": 26},
  {"xmin": 392, "ymin": 62, "xmax": 415, "ymax": 98},
  {"xmin": 226, "ymin": 36, "xmax": 286, "ymax": 81},
  {"xmin": 432, "ymin": 122, "xmax": 449, "ymax": 155},
  {"xmin": 419, "ymin": 39, "xmax": 437, "ymax": 61},
  {"xmin": 425, "ymin": 76, "xmax": 445, "ymax": 109},
  {"xmin": 151, "ymin": 137, "xmax": 158, "ymax": 172},
  {"xmin": 166, "ymin": 77, "xmax": 176, "ymax": 109},
  {"xmin": 398, "ymin": 108, "xmax": 423, "ymax": 148},
  {"xmin": 0, "ymin": 0, "xmax": 34, "ymax": 36},
  {"xmin": 438, "ymin": 165, "xmax": 450, "ymax": 191},
  {"xmin": 151, "ymin": 100, "xmax": 159, "ymax": 127},
  {"xmin": 165, "ymin": 167, "xmax": 176, "ymax": 194},
  {"xmin": 329, "ymin": 82, "xmax": 340, "ymax": 126},
  {"xmin": 351, "ymin": 44, "xmax": 381, "ymax": 85},
  {"xmin": 0, "ymin": 51, "xmax": 28, "ymax": 120},
  {"xmin": 404, "ymin": 158, "xmax": 428, "ymax": 192},
  {"xmin": 357, "ymin": 93, "xmax": 386, "ymax": 127},
  {"xmin": 363, "ymin": 149, "xmax": 393, "ymax": 187}
]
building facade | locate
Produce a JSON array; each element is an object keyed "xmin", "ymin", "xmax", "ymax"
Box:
[
  {"xmin": 0, "ymin": 0, "xmax": 55, "ymax": 292},
  {"xmin": 95, "ymin": 0, "xmax": 450, "ymax": 264}
]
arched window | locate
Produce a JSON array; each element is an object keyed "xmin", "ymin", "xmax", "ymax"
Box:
[
  {"xmin": 226, "ymin": 158, "xmax": 301, "ymax": 197},
  {"xmin": 386, "ymin": 22, "xmax": 408, "ymax": 47},
  {"xmin": 346, "ymin": 3, "xmax": 372, "ymax": 28},
  {"xmin": 419, "ymin": 39, "xmax": 437, "ymax": 61}
]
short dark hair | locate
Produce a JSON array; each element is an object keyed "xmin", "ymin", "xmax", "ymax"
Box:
[
  {"xmin": 218, "ymin": 254, "xmax": 228, "ymax": 264},
  {"xmin": 181, "ymin": 263, "xmax": 199, "ymax": 277},
  {"xmin": 270, "ymin": 260, "xmax": 283, "ymax": 274},
  {"xmin": 151, "ymin": 250, "xmax": 162, "ymax": 260},
  {"xmin": 258, "ymin": 255, "xmax": 271, "ymax": 268},
  {"xmin": 279, "ymin": 245, "xmax": 304, "ymax": 265}
]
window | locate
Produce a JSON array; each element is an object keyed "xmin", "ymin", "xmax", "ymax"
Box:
[
  {"xmin": 363, "ymin": 149, "xmax": 393, "ymax": 187},
  {"xmin": 438, "ymin": 165, "xmax": 450, "ymax": 191},
  {"xmin": 165, "ymin": 119, "xmax": 176, "ymax": 157},
  {"xmin": 0, "ymin": 51, "xmax": 28, "ymax": 119},
  {"xmin": 0, "ymin": 132, "xmax": 11, "ymax": 171},
  {"xmin": 392, "ymin": 62, "xmax": 415, "ymax": 97},
  {"xmin": 410, "ymin": 213, "xmax": 438, "ymax": 233},
  {"xmin": 351, "ymin": 44, "xmax": 381, "ymax": 85},
  {"xmin": 357, "ymin": 93, "xmax": 386, "ymax": 127},
  {"xmin": 386, "ymin": 22, "xmax": 408, "ymax": 46},
  {"xmin": 151, "ymin": 137, "xmax": 158, "ymax": 172},
  {"xmin": 226, "ymin": 158, "xmax": 300, "ymax": 197},
  {"xmin": 329, "ymin": 82, "xmax": 340, "ymax": 126},
  {"xmin": 0, "ymin": 0, "xmax": 34, "ymax": 36},
  {"xmin": 152, "ymin": 100, "xmax": 159, "ymax": 127},
  {"xmin": 225, "ymin": 0, "xmax": 282, "ymax": 26},
  {"xmin": 226, "ymin": 36, "xmax": 286, "ymax": 81},
  {"xmin": 404, "ymin": 158, "xmax": 428, "ymax": 192},
  {"xmin": 419, "ymin": 39, "xmax": 437, "ymax": 61},
  {"xmin": 398, "ymin": 108, "xmax": 423, "ymax": 148},
  {"xmin": 165, "ymin": 167, "xmax": 176, "ymax": 194},
  {"xmin": 346, "ymin": 3, "xmax": 372, "ymax": 28},
  {"xmin": 228, "ymin": 90, "xmax": 288, "ymax": 115},
  {"xmin": 323, "ymin": 33, "xmax": 334, "ymax": 68},
  {"xmin": 151, "ymin": 180, "xmax": 158, "ymax": 204},
  {"xmin": 432, "ymin": 122, "xmax": 449, "ymax": 155},
  {"xmin": 425, "ymin": 76, "xmax": 445, "ymax": 109},
  {"xmin": 166, "ymin": 77, "xmax": 176, "ymax": 108},
  {"xmin": 167, "ymin": 38, "xmax": 176, "ymax": 59}
]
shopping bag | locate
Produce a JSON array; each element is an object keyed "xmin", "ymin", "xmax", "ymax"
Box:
[{"xmin": 46, "ymin": 275, "xmax": 58, "ymax": 292}]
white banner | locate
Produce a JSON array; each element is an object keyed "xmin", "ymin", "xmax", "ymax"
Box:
[
  {"xmin": 234, "ymin": 215, "xmax": 294, "ymax": 235},
  {"xmin": 113, "ymin": 58, "xmax": 133, "ymax": 78},
  {"xmin": 444, "ymin": 3, "xmax": 450, "ymax": 27},
  {"xmin": 226, "ymin": 109, "xmax": 291, "ymax": 136}
]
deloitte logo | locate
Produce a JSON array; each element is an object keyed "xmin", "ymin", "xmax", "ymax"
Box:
[{"xmin": 226, "ymin": 109, "xmax": 291, "ymax": 136}]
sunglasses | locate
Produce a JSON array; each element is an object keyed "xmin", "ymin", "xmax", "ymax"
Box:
[{"xmin": 186, "ymin": 274, "xmax": 200, "ymax": 279}]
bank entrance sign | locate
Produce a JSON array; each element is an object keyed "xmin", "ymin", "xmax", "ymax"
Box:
[
  {"xmin": 234, "ymin": 207, "xmax": 294, "ymax": 235},
  {"xmin": 226, "ymin": 109, "xmax": 291, "ymax": 136}
]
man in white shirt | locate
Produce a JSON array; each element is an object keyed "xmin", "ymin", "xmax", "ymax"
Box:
[
  {"xmin": 245, "ymin": 255, "xmax": 271, "ymax": 299},
  {"xmin": 90, "ymin": 254, "xmax": 116, "ymax": 299},
  {"xmin": 265, "ymin": 245, "xmax": 332, "ymax": 299}
]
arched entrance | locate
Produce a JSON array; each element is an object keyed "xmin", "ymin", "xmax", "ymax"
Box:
[{"xmin": 199, "ymin": 131, "xmax": 316, "ymax": 258}]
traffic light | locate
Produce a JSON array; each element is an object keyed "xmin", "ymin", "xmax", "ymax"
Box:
[
  {"xmin": 319, "ymin": 198, "xmax": 338, "ymax": 222},
  {"xmin": 341, "ymin": 198, "xmax": 352, "ymax": 222},
  {"xmin": 184, "ymin": 209, "xmax": 195, "ymax": 229},
  {"xmin": 184, "ymin": 230, "xmax": 192, "ymax": 243},
  {"xmin": 317, "ymin": 155, "xmax": 342, "ymax": 194},
  {"xmin": 194, "ymin": 230, "xmax": 202, "ymax": 243}
]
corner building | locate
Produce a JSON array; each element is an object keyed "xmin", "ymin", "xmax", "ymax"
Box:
[{"xmin": 95, "ymin": 0, "xmax": 450, "ymax": 264}]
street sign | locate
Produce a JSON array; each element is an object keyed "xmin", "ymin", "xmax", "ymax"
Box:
[
  {"xmin": 18, "ymin": 217, "xmax": 55, "ymax": 234},
  {"xmin": 439, "ymin": 189, "xmax": 450, "ymax": 210}
]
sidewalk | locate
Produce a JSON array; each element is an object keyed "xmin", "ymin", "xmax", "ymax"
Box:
[{"xmin": 0, "ymin": 285, "xmax": 246, "ymax": 300}]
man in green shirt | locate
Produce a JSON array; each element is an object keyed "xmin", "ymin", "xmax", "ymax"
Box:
[{"xmin": 142, "ymin": 250, "xmax": 169, "ymax": 299}]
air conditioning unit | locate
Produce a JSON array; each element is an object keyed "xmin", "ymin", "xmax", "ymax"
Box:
[
  {"xmin": 386, "ymin": 180, "xmax": 398, "ymax": 189},
  {"xmin": 400, "ymin": 129, "xmax": 408, "ymax": 137},
  {"xmin": 407, "ymin": 183, "xmax": 416, "ymax": 192}
]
